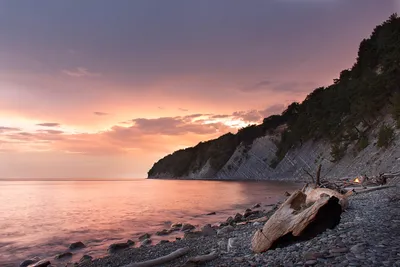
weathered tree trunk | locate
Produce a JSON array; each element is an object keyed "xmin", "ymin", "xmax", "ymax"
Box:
[{"xmin": 251, "ymin": 187, "xmax": 346, "ymax": 253}]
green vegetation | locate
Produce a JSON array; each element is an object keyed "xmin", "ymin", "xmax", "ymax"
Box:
[
  {"xmin": 148, "ymin": 14, "xmax": 400, "ymax": 177},
  {"xmin": 377, "ymin": 124, "xmax": 395, "ymax": 148}
]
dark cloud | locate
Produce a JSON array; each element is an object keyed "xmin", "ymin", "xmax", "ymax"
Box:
[
  {"xmin": 93, "ymin": 112, "xmax": 109, "ymax": 116},
  {"xmin": 37, "ymin": 129, "xmax": 64, "ymax": 135},
  {"xmin": 242, "ymin": 80, "xmax": 317, "ymax": 93},
  {"xmin": 36, "ymin": 123, "xmax": 60, "ymax": 127},
  {"xmin": 0, "ymin": 126, "xmax": 20, "ymax": 132}
]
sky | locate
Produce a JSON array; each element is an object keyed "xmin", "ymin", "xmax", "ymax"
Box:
[{"xmin": 0, "ymin": 0, "xmax": 398, "ymax": 179}]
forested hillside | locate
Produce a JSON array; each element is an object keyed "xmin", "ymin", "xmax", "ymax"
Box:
[{"xmin": 148, "ymin": 14, "xmax": 400, "ymax": 179}]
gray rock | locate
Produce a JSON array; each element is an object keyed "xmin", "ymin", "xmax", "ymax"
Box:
[
  {"xmin": 329, "ymin": 247, "xmax": 349, "ymax": 254},
  {"xmin": 68, "ymin": 241, "xmax": 85, "ymax": 250},
  {"xmin": 217, "ymin": 225, "xmax": 234, "ymax": 236},
  {"xmin": 156, "ymin": 229, "xmax": 171, "ymax": 236},
  {"xmin": 234, "ymin": 213, "xmax": 243, "ymax": 222},
  {"xmin": 227, "ymin": 237, "xmax": 239, "ymax": 252},
  {"xmin": 201, "ymin": 224, "xmax": 216, "ymax": 236},
  {"xmin": 304, "ymin": 259, "xmax": 317, "ymax": 266},
  {"xmin": 141, "ymin": 238, "xmax": 152, "ymax": 246},
  {"xmin": 54, "ymin": 252, "xmax": 72, "ymax": 259},
  {"xmin": 184, "ymin": 231, "xmax": 202, "ymax": 239},
  {"xmin": 108, "ymin": 241, "xmax": 133, "ymax": 253},
  {"xmin": 181, "ymin": 223, "xmax": 195, "ymax": 232},
  {"xmin": 79, "ymin": 255, "xmax": 93, "ymax": 263},
  {"xmin": 139, "ymin": 233, "xmax": 151, "ymax": 241},
  {"xmin": 252, "ymin": 203, "xmax": 261, "ymax": 208}
]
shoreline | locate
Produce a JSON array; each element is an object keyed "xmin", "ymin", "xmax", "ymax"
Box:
[{"xmin": 20, "ymin": 182, "xmax": 400, "ymax": 267}]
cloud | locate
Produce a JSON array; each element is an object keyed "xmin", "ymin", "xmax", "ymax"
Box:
[
  {"xmin": 259, "ymin": 104, "xmax": 286, "ymax": 117},
  {"xmin": 62, "ymin": 67, "xmax": 101, "ymax": 78},
  {"xmin": 36, "ymin": 123, "xmax": 60, "ymax": 127},
  {"xmin": 93, "ymin": 112, "xmax": 109, "ymax": 116},
  {"xmin": 242, "ymin": 80, "xmax": 316, "ymax": 93},
  {"xmin": 178, "ymin": 108, "xmax": 189, "ymax": 112},
  {"xmin": 0, "ymin": 126, "xmax": 20, "ymax": 132}
]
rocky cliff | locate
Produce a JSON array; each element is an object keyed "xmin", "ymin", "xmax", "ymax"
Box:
[{"xmin": 148, "ymin": 14, "xmax": 400, "ymax": 181}]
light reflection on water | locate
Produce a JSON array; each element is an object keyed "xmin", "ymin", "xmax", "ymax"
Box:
[{"xmin": 0, "ymin": 179, "xmax": 300, "ymax": 266}]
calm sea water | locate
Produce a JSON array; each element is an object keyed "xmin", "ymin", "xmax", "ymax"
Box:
[{"xmin": 0, "ymin": 179, "xmax": 300, "ymax": 266}]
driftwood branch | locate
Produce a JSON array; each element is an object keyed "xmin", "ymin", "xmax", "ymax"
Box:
[
  {"xmin": 303, "ymin": 168, "xmax": 315, "ymax": 184},
  {"xmin": 123, "ymin": 247, "xmax": 190, "ymax": 267},
  {"xmin": 182, "ymin": 250, "xmax": 218, "ymax": 266},
  {"xmin": 316, "ymin": 164, "xmax": 322, "ymax": 186}
]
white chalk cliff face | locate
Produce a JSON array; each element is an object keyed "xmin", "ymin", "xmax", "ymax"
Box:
[{"xmin": 149, "ymin": 117, "xmax": 400, "ymax": 181}]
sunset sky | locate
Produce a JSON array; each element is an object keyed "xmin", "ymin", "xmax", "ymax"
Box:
[{"xmin": 0, "ymin": 1, "xmax": 397, "ymax": 178}]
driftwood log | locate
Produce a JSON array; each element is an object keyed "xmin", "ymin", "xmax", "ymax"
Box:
[
  {"xmin": 181, "ymin": 250, "xmax": 218, "ymax": 267},
  {"xmin": 251, "ymin": 187, "xmax": 346, "ymax": 253},
  {"xmin": 123, "ymin": 247, "xmax": 190, "ymax": 267}
]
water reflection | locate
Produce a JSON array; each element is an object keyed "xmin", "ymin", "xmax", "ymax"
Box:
[{"xmin": 0, "ymin": 179, "xmax": 300, "ymax": 266}]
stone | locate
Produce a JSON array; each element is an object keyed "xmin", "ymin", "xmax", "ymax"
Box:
[
  {"xmin": 175, "ymin": 237, "xmax": 181, "ymax": 241},
  {"xmin": 253, "ymin": 222, "xmax": 261, "ymax": 226},
  {"xmin": 226, "ymin": 216, "xmax": 234, "ymax": 225},
  {"xmin": 181, "ymin": 223, "xmax": 195, "ymax": 232},
  {"xmin": 233, "ymin": 213, "xmax": 243, "ymax": 222},
  {"xmin": 54, "ymin": 252, "xmax": 72, "ymax": 259},
  {"xmin": 201, "ymin": 224, "xmax": 216, "ymax": 236},
  {"xmin": 127, "ymin": 239, "xmax": 135, "ymax": 246},
  {"xmin": 171, "ymin": 223, "xmax": 182, "ymax": 228},
  {"xmin": 217, "ymin": 225, "xmax": 234, "ymax": 236},
  {"xmin": 31, "ymin": 260, "xmax": 51, "ymax": 267},
  {"xmin": 139, "ymin": 233, "xmax": 151, "ymax": 241},
  {"xmin": 304, "ymin": 252, "xmax": 325, "ymax": 260},
  {"xmin": 218, "ymin": 240, "xmax": 228, "ymax": 251},
  {"xmin": 159, "ymin": 240, "xmax": 169, "ymax": 244},
  {"xmin": 206, "ymin": 211, "xmax": 216, "ymax": 215},
  {"xmin": 329, "ymin": 247, "xmax": 349, "ymax": 254},
  {"xmin": 350, "ymin": 243, "xmax": 366, "ymax": 254},
  {"xmin": 79, "ymin": 255, "xmax": 93, "ymax": 263},
  {"xmin": 227, "ymin": 237, "xmax": 239, "ymax": 252},
  {"xmin": 304, "ymin": 259, "xmax": 317, "ymax": 266},
  {"xmin": 68, "ymin": 241, "xmax": 85, "ymax": 250},
  {"xmin": 156, "ymin": 229, "xmax": 171, "ymax": 236},
  {"xmin": 184, "ymin": 231, "xmax": 202, "ymax": 239},
  {"xmin": 284, "ymin": 191, "xmax": 291, "ymax": 196},
  {"xmin": 252, "ymin": 203, "xmax": 261, "ymax": 208},
  {"xmin": 108, "ymin": 241, "xmax": 132, "ymax": 253},
  {"xmin": 141, "ymin": 238, "xmax": 152, "ymax": 246}
]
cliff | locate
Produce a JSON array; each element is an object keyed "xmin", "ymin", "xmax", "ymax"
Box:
[{"xmin": 148, "ymin": 14, "xmax": 400, "ymax": 181}]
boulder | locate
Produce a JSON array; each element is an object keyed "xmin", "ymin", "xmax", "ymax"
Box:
[
  {"xmin": 171, "ymin": 223, "xmax": 182, "ymax": 228},
  {"xmin": 54, "ymin": 252, "xmax": 72, "ymax": 260},
  {"xmin": 159, "ymin": 240, "xmax": 170, "ymax": 244},
  {"xmin": 200, "ymin": 224, "xmax": 216, "ymax": 236},
  {"xmin": 68, "ymin": 241, "xmax": 85, "ymax": 250},
  {"xmin": 79, "ymin": 255, "xmax": 93, "ymax": 263},
  {"xmin": 217, "ymin": 225, "xmax": 234, "ymax": 236},
  {"xmin": 156, "ymin": 229, "xmax": 171, "ymax": 236},
  {"xmin": 139, "ymin": 233, "xmax": 151, "ymax": 241},
  {"xmin": 252, "ymin": 203, "xmax": 261, "ymax": 208},
  {"xmin": 181, "ymin": 223, "xmax": 195, "ymax": 232},
  {"xmin": 206, "ymin": 212, "xmax": 216, "ymax": 215},
  {"xmin": 30, "ymin": 260, "xmax": 51, "ymax": 267},
  {"xmin": 127, "ymin": 239, "xmax": 135, "ymax": 246}
]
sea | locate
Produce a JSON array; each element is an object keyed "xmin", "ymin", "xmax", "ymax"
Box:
[{"xmin": 0, "ymin": 179, "xmax": 300, "ymax": 266}]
